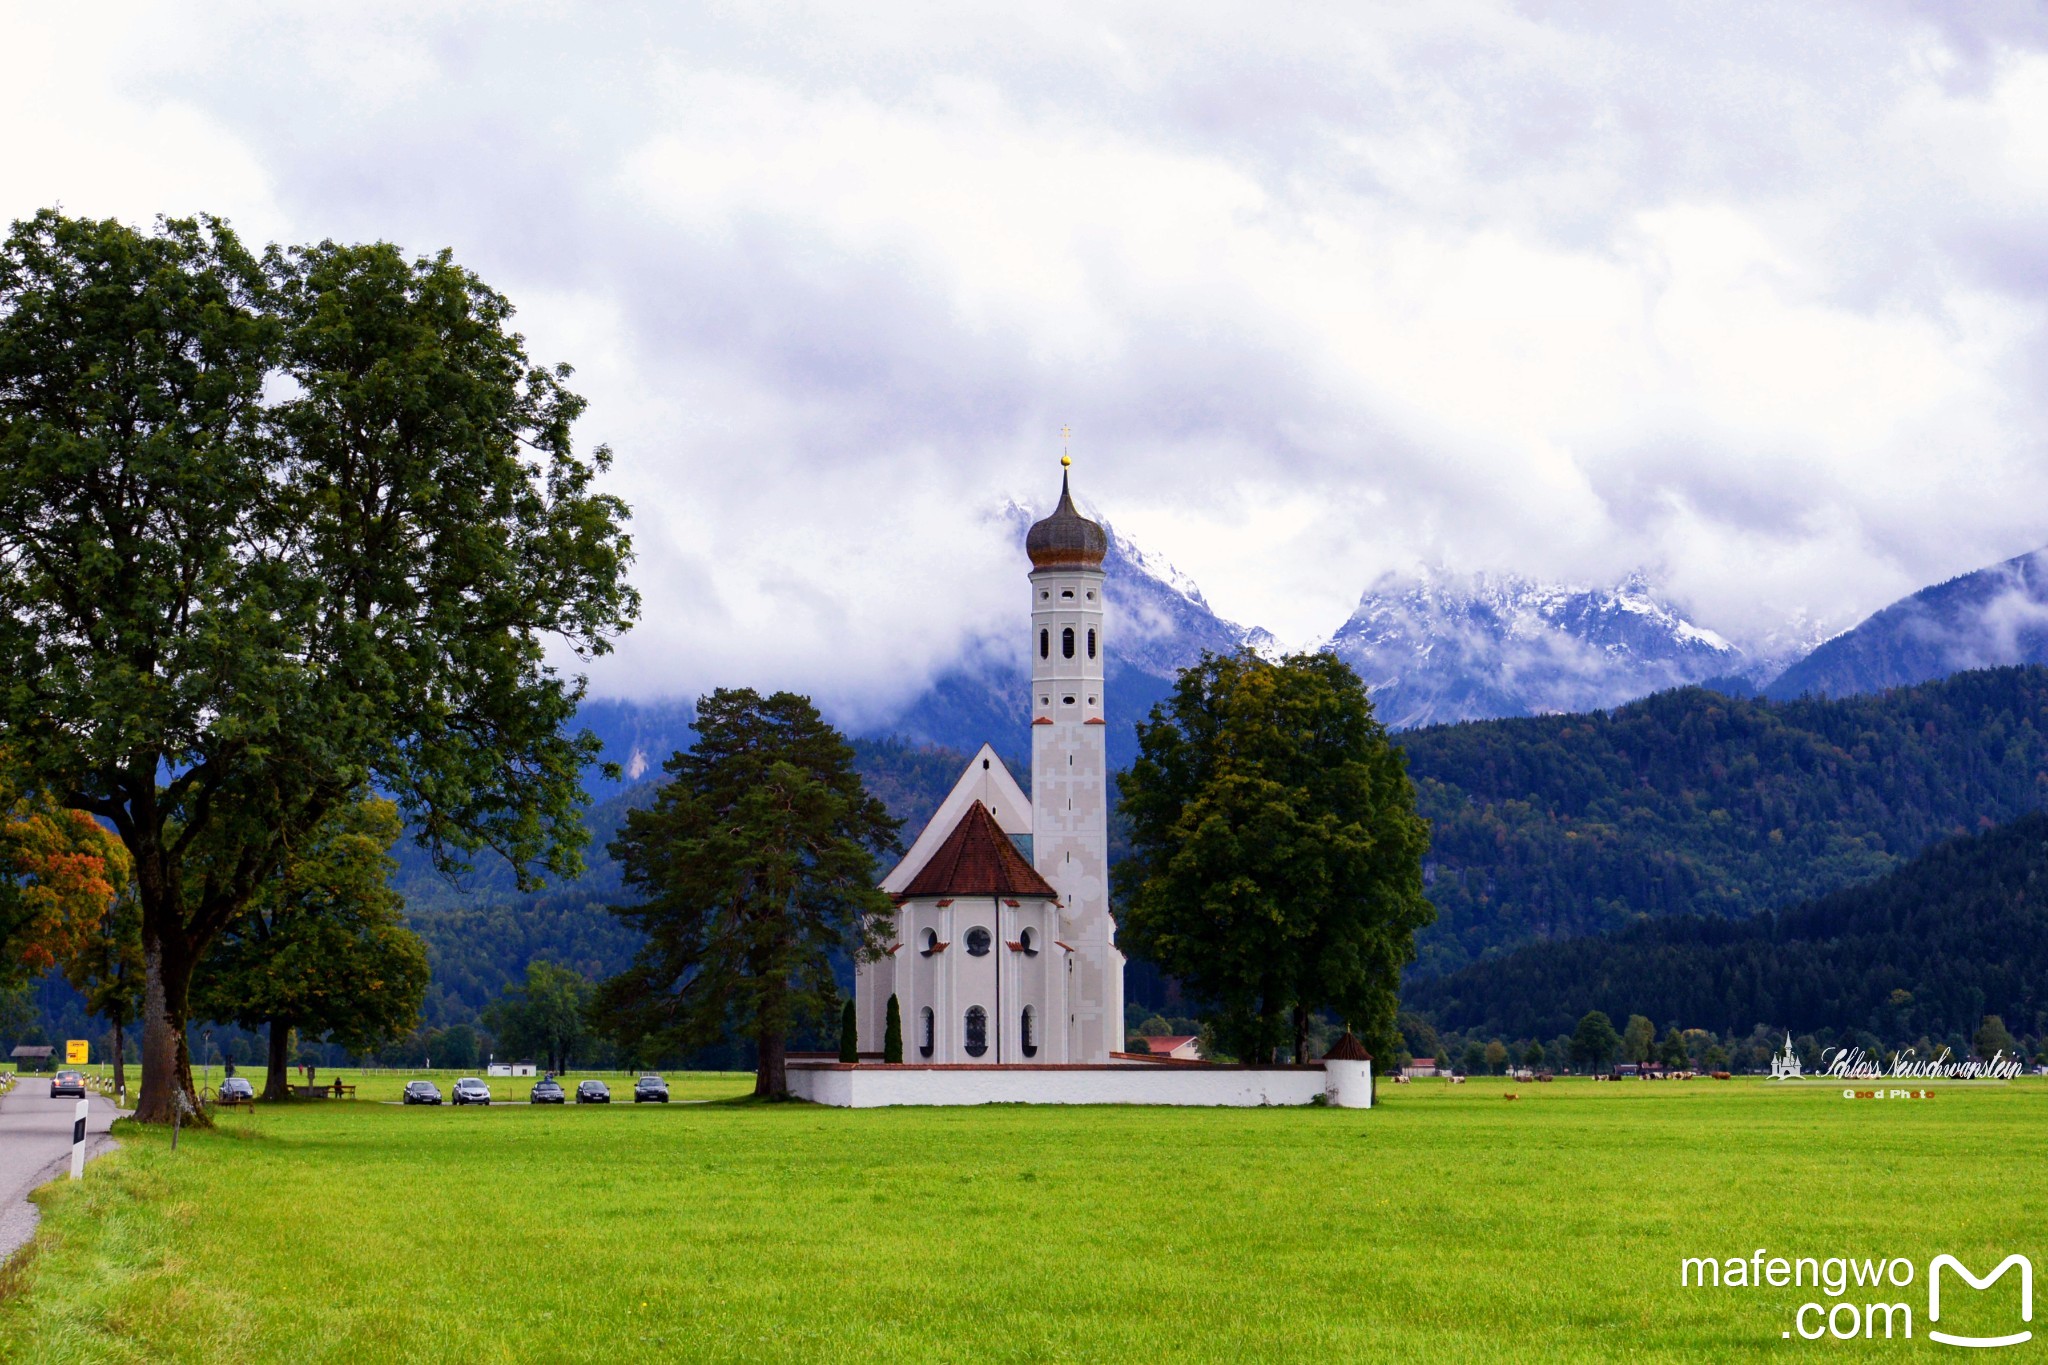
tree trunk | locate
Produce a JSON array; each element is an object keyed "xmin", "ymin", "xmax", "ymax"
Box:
[
  {"xmin": 135, "ymin": 925, "xmax": 203, "ymax": 1125},
  {"xmin": 263, "ymin": 1019, "xmax": 293, "ymax": 1101},
  {"xmin": 755, "ymin": 1026, "xmax": 787, "ymax": 1099}
]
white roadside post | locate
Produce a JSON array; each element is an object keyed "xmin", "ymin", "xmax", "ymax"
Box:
[{"xmin": 68, "ymin": 1097, "xmax": 88, "ymax": 1179}]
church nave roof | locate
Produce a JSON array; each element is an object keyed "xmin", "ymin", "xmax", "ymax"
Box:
[{"xmin": 898, "ymin": 800, "xmax": 1059, "ymax": 901}]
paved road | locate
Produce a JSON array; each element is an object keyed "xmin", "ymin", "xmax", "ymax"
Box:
[{"xmin": 0, "ymin": 1087, "xmax": 118, "ymax": 1260}]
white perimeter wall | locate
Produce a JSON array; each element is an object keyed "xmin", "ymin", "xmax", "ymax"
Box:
[{"xmin": 788, "ymin": 1064, "xmax": 1347, "ymax": 1108}]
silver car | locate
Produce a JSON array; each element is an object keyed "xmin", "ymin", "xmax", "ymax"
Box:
[{"xmin": 451, "ymin": 1077, "xmax": 491, "ymax": 1106}]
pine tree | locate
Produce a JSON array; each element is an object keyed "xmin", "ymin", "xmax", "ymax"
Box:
[
  {"xmin": 838, "ymin": 998, "xmax": 858, "ymax": 1063},
  {"xmin": 883, "ymin": 994, "xmax": 904, "ymax": 1064},
  {"xmin": 598, "ymin": 688, "xmax": 900, "ymax": 1099}
]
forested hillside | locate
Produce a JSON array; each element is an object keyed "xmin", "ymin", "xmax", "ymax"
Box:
[
  {"xmin": 1403, "ymin": 666, "xmax": 2048, "ymax": 974},
  {"xmin": 1406, "ymin": 810, "xmax": 2048, "ymax": 1044},
  {"xmin": 395, "ymin": 737, "xmax": 991, "ymax": 1023}
]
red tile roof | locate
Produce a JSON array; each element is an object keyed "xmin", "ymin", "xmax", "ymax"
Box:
[
  {"xmin": 1137, "ymin": 1036, "xmax": 1199, "ymax": 1054},
  {"xmin": 899, "ymin": 801, "xmax": 1059, "ymax": 901},
  {"xmin": 1323, "ymin": 1031, "xmax": 1373, "ymax": 1061}
]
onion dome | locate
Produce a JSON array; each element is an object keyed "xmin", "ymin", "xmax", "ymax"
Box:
[{"xmin": 1026, "ymin": 466, "xmax": 1108, "ymax": 571}]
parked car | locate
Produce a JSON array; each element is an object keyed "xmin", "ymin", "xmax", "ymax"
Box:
[
  {"xmin": 451, "ymin": 1077, "xmax": 491, "ymax": 1106},
  {"xmin": 530, "ymin": 1078, "xmax": 566, "ymax": 1104},
  {"xmin": 218, "ymin": 1076, "xmax": 255, "ymax": 1102},
  {"xmin": 49, "ymin": 1071, "xmax": 85, "ymax": 1099},
  {"xmin": 575, "ymin": 1079, "xmax": 610, "ymax": 1104},
  {"xmin": 402, "ymin": 1080, "xmax": 443, "ymax": 1106},
  {"xmin": 632, "ymin": 1075, "xmax": 670, "ymax": 1103}
]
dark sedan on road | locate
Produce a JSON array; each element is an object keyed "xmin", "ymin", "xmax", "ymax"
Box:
[
  {"xmin": 49, "ymin": 1071, "xmax": 85, "ymax": 1099},
  {"xmin": 530, "ymin": 1078, "xmax": 566, "ymax": 1104},
  {"xmin": 402, "ymin": 1080, "xmax": 443, "ymax": 1105},
  {"xmin": 575, "ymin": 1079, "xmax": 610, "ymax": 1104},
  {"xmin": 451, "ymin": 1077, "xmax": 491, "ymax": 1106},
  {"xmin": 632, "ymin": 1075, "xmax": 670, "ymax": 1103}
]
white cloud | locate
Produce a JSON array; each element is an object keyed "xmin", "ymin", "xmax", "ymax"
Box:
[{"xmin": 5, "ymin": 3, "xmax": 2048, "ymax": 717}]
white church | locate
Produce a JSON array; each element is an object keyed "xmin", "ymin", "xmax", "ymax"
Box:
[
  {"xmin": 853, "ymin": 457, "xmax": 1123, "ymax": 1066},
  {"xmin": 787, "ymin": 458, "xmax": 1371, "ymax": 1108}
]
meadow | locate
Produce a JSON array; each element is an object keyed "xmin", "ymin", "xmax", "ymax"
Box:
[{"xmin": 0, "ymin": 1075, "xmax": 2042, "ymax": 1362}]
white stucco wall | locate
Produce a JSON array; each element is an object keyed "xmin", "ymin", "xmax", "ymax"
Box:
[{"xmin": 787, "ymin": 1063, "xmax": 1339, "ymax": 1108}]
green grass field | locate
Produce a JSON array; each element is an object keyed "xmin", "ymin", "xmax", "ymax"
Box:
[{"xmin": 1, "ymin": 1076, "xmax": 2042, "ymax": 1362}]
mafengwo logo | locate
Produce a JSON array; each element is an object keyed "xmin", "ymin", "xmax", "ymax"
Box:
[{"xmin": 1680, "ymin": 1250, "xmax": 2033, "ymax": 1346}]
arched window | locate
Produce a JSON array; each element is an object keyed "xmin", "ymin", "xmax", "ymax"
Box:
[
  {"xmin": 1087, "ymin": 628, "xmax": 1096, "ymax": 659},
  {"xmin": 1018, "ymin": 927, "xmax": 1037, "ymax": 957},
  {"xmin": 921, "ymin": 928, "xmax": 940, "ymax": 956},
  {"xmin": 1020, "ymin": 1006, "xmax": 1037, "ymax": 1058},
  {"xmin": 964, "ymin": 1006, "xmax": 988, "ymax": 1058},
  {"xmin": 965, "ymin": 926, "xmax": 991, "ymax": 956},
  {"xmin": 919, "ymin": 1007, "xmax": 934, "ymax": 1058},
  {"xmin": 1062, "ymin": 627, "xmax": 1075, "ymax": 658},
  {"xmin": 1039, "ymin": 628, "xmax": 1048, "ymax": 659}
]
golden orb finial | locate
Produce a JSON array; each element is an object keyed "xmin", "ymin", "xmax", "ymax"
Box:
[{"xmin": 1061, "ymin": 453, "xmax": 1072, "ymax": 467}]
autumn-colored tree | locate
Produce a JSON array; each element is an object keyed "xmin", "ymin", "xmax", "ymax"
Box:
[{"xmin": 0, "ymin": 758, "xmax": 129, "ymax": 982}]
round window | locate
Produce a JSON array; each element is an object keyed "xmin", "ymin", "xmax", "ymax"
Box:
[{"xmin": 965, "ymin": 926, "xmax": 992, "ymax": 956}]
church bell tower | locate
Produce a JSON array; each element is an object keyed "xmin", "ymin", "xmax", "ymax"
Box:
[{"xmin": 1025, "ymin": 453, "xmax": 1122, "ymax": 1062}]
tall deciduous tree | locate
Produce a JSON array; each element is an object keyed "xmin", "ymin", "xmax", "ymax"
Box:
[
  {"xmin": 597, "ymin": 689, "xmax": 899, "ymax": 1099},
  {"xmin": 192, "ymin": 798, "xmax": 428, "ymax": 1100},
  {"xmin": 1621, "ymin": 1014, "xmax": 1656, "ymax": 1067},
  {"xmin": 1571, "ymin": 1010, "xmax": 1621, "ymax": 1073},
  {"xmin": 1116, "ymin": 651, "xmax": 1433, "ymax": 1065},
  {"xmin": 0, "ymin": 211, "xmax": 636, "ymax": 1121},
  {"xmin": 482, "ymin": 960, "xmax": 594, "ymax": 1074}
]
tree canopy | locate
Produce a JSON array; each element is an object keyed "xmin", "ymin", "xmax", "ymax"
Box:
[
  {"xmin": 482, "ymin": 960, "xmax": 594, "ymax": 1074},
  {"xmin": 193, "ymin": 797, "xmax": 428, "ymax": 1099},
  {"xmin": 597, "ymin": 689, "xmax": 900, "ymax": 1098},
  {"xmin": 0, "ymin": 209, "xmax": 636, "ymax": 1120},
  {"xmin": 1115, "ymin": 651, "xmax": 1433, "ymax": 1065},
  {"xmin": 0, "ymin": 754, "xmax": 129, "ymax": 984}
]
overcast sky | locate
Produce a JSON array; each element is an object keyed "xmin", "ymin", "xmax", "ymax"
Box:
[{"xmin": 8, "ymin": 4, "xmax": 2048, "ymax": 718}]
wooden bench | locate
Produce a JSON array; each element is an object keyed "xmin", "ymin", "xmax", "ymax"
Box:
[{"xmin": 211, "ymin": 1095, "xmax": 256, "ymax": 1112}]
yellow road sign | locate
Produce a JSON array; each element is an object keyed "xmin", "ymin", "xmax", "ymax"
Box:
[{"xmin": 64, "ymin": 1040, "xmax": 87, "ymax": 1065}]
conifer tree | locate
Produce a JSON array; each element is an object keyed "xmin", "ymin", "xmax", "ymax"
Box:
[
  {"xmin": 838, "ymin": 998, "xmax": 858, "ymax": 1062},
  {"xmin": 598, "ymin": 689, "xmax": 900, "ymax": 1099},
  {"xmin": 883, "ymin": 994, "xmax": 903, "ymax": 1063}
]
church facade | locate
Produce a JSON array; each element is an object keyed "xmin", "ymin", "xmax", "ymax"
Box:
[{"xmin": 854, "ymin": 463, "xmax": 1125, "ymax": 1064}]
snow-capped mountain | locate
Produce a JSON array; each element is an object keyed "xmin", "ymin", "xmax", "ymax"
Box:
[
  {"xmin": 1321, "ymin": 569, "xmax": 1747, "ymax": 729},
  {"xmin": 1764, "ymin": 546, "xmax": 2048, "ymax": 701},
  {"xmin": 880, "ymin": 517, "xmax": 1274, "ymax": 768}
]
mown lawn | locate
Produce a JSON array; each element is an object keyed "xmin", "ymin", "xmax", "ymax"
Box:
[{"xmin": 1, "ymin": 1077, "xmax": 2042, "ymax": 1362}]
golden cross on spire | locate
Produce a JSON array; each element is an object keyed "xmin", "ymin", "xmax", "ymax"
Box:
[{"xmin": 1060, "ymin": 424, "xmax": 1072, "ymax": 468}]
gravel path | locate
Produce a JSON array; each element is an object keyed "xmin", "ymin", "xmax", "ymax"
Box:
[{"xmin": 0, "ymin": 1086, "xmax": 119, "ymax": 1262}]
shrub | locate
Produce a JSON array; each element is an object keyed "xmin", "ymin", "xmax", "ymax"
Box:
[{"xmin": 883, "ymin": 994, "xmax": 903, "ymax": 1064}]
